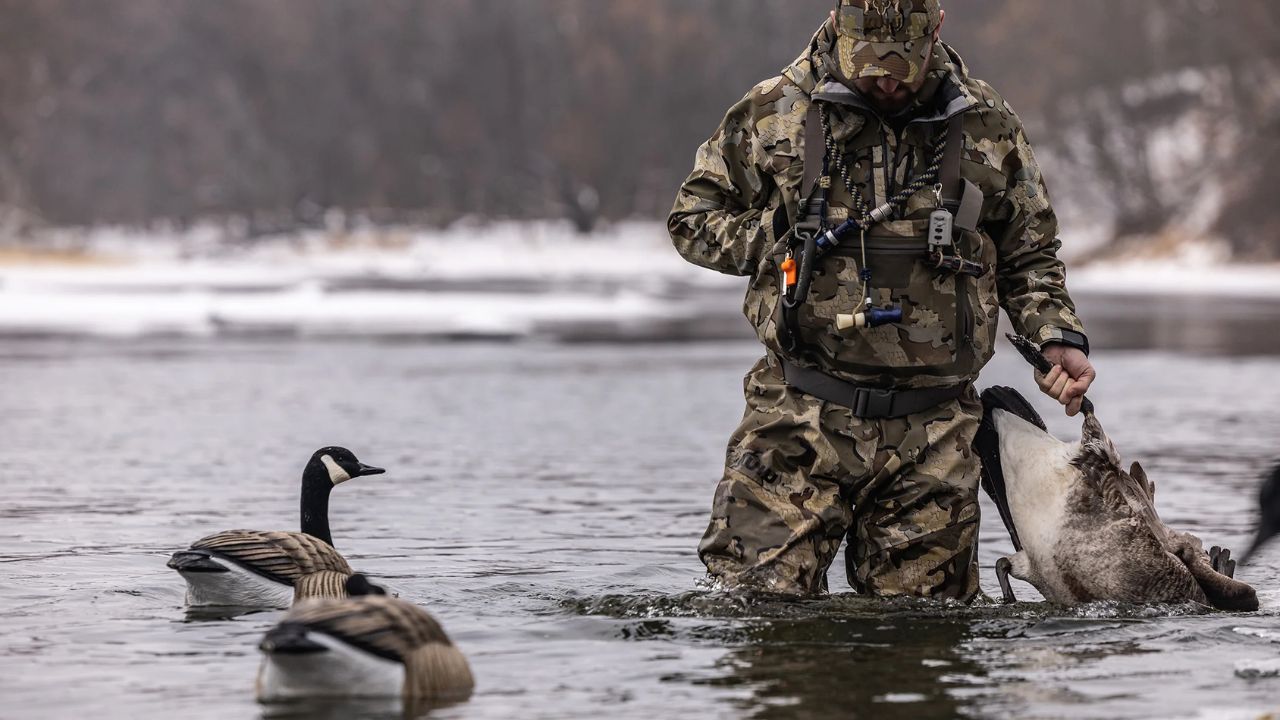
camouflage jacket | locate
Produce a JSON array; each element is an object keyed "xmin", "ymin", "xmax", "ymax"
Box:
[{"xmin": 669, "ymin": 24, "xmax": 1088, "ymax": 389}]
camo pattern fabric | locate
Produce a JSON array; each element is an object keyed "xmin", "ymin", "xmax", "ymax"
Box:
[
  {"xmin": 834, "ymin": 0, "xmax": 942, "ymax": 85},
  {"xmin": 669, "ymin": 22, "xmax": 1086, "ymax": 390},
  {"xmin": 699, "ymin": 357, "xmax": 983, "ymax": 599}
]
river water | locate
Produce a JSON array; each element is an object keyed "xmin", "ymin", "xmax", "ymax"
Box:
[{"xmin": 2, "ymin": 297, "xmax": 1280, "ymax": 720}]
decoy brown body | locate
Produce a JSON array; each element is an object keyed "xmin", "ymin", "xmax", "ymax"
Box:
[{"xmin": 256, "ymin": 575, "xmax": 474, "ymax": 703}]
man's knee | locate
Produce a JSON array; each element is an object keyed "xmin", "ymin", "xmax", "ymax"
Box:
[
  {"xmin": 698, "ymin": 462, "xmax": 847, "ymax": 596},
  {"xmin": 849, "ymin": 496, "xmax": 981, "ymax": 602},
  {"xmin": 702, "ymin": 542, "xmax": 835, "ymax": 596}
]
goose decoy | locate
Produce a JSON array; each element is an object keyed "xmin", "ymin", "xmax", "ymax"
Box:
[
  {"xmin": 977, "ymin": 385, "xmax": 1259, "ymax": 611},
  {"xmin": 256, "ymin": 575, "xmax": 474, "ymax": 704},
  {"xmin": 1241, "ymin": 463, "xmax": 1280, "ymax": 563},
  {"xmin": 167, "ymin": 446, "xmax": 385, "ymax": 608}
]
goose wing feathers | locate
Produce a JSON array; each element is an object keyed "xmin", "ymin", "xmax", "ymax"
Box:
[
  {"xmin": 282, "ymin": 596, "xmax": 455, "ymax": 663},
  {"xmin": 1071, "ymin": 431, "xmax": 1170, "ymax": 549},
  {"xmin": 189, "ymin": 530, "xmax": 352, "ymax": 585}
]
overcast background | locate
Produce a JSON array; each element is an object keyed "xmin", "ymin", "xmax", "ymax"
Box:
[{"xmin": 0, "ymin": 0, "xmax": 1277, "ymax": 259}]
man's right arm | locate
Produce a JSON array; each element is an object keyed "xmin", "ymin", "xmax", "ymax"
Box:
[{"xmin": 667, "ymin": 91, "xmax": 772, "ymax": 277}]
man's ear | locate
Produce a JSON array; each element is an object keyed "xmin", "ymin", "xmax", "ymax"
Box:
[{"xmin": 934, "ymin": 8, "xmax": 945, "ymax": 42}]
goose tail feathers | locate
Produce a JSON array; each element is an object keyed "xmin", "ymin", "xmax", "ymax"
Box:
[{"xmin": 405, "ymin": 642, "xmax": 475, "ymax": 701}]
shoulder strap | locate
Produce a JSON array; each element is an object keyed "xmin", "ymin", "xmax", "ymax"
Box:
[
  {"xmin": 940, "ymin": 112, "xmax": 982, "ymax": 231},
  {"xmin": 775, "ymin": 97, "xmax": 828, "ymax": 357},
  {"xmin": 940, "ymin": 113, "xmax": 965, "ymax": 208},
  {"xmin": 802, "ymin": 102, "xmax": 826, "ymax": 199},
  {"xmin": 795, "ymin": 101, "xmax": 828, "ymax": 234}
]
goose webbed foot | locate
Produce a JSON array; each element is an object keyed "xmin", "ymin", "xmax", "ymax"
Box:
[
  {"xmin": 996, "ymin": 557, "xmax": 1017, "ymax": 604},
  {"xmin": 1209, "ymin": 546, "xmax": 1237, "ymax": 579}
]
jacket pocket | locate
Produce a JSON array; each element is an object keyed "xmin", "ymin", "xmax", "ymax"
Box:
[{"xmin": 798, "ymin": 218, "xmax": 966, "ymax": 374}]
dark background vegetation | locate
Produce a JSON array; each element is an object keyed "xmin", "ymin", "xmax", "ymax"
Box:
[{"xmin": 0, "ymin": 1, "xmax": 1276, "ymax": 255}]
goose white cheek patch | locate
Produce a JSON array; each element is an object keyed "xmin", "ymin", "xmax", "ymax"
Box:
[{"xmin": 321, "ymin": 455, "xmax": 351, "ymax": 485}]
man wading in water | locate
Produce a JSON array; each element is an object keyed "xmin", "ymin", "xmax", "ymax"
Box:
[{"xmin": 669, "ymin": 0, "xmax": 1095, "ymax": 599}]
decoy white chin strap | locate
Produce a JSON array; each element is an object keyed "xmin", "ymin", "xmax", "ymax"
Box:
[{"xmin": 320, "ymin": 455, "xmax": 351, "ymax": 485}]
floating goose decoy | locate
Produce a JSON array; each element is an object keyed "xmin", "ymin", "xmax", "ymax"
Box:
[
  {"xmin": 256, "ymin": 575, "xmax": 474, "ymax": 704},
  {"xmin": 976, "ymin": 385, "xmax": 1259, "ymax": 611},
  {"xmin": 1241, "ymin": 463, "xmax": 1280, "ymax": 563},
  {"xmin": 168, "ymin": 446, "xmax": 384, "ymax": 608}
]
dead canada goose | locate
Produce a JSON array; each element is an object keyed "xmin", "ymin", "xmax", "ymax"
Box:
[
  {"xmin": 1241, "ymin": 463, "xmax": 1280, "ymax": 563},
  {"xmin": 167, "ymin": 446, "xmax": 385, "ymax": 608},
  {"xmin": 256, "ymin": 575, "xmax": 474, "ymax": 704},
  {"xmin": 976, "ymin": 386, "xmax": 1259, "ymax": 611}
]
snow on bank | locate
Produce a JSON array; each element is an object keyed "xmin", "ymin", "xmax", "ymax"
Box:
[
  {"xmin": 0, "ymin": 286, "xmax": 691, "ymax": 340},
  {"xmin": 1, "ymin": 221, "xmax": 729, "ymax": 292},
  {"xmin": 1071, "ymin": 240, "xmax": 1280, "ymax": 298},
  {"xmin": 0, "ymin": 222, "xmax": 741, "ymax": 340},
  {"xmin": 1, "ymin": 222, "xmax": 1277, "ymax": 340},
  {"xmin": 1073, "ymin": 261, "xmax": 1280, "ymax": 298}
]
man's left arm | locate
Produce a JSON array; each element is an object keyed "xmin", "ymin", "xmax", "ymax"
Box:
[{"xmin": 987, "ymin": 117, "xmax": 1095, "ymax": 416}]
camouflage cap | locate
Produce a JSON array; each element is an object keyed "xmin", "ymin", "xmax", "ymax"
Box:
[{"xmin": 834, "ymin": 0, "xmax": 942, "ymax": 85}]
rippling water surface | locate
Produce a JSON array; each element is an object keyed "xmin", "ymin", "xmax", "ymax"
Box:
[{"xmin": 3, "ymin": 315, "xmax": 1280, "ymax": 719}]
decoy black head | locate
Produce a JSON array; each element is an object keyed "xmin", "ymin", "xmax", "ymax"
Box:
[
  {"xmin": 345, "ymin": 574, "xmax": 388, "ymax": 597},
  {"xmin": 1242, "ymin": 463, "xmax": 1280, "ymax": 563},
  {"xmin": 299, "ymin": 447, "xmax": 383, "ymax": 547},
  {"xmin": 307, "ymin": 446, "xmax": 386, "ymax": 487}
]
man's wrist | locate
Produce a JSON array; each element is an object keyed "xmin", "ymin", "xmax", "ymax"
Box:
[{"xmin": 1040, "ymin": 329, "xmax": 1090, "ymax": 357}]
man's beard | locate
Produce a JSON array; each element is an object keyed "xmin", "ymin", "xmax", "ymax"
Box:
[{"xmin": 853, "ymin": 78, "xmax": 920, "ymax": 115}]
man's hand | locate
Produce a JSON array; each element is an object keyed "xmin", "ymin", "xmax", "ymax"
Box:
[{"xmin": 1037, "ymin": 344, "xmax": 1096, "ymax": 417}]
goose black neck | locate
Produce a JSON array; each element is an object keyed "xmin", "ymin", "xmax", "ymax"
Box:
[{"xmin": 300, "ymin": 462, "xmax": 335, "ymax": 547}]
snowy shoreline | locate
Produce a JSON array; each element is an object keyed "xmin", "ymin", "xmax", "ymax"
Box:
[
  {"xmin": 1071, "ymin": 261, "xmax": 1280, "ymax": 299},
  {"xmin": 2, "ymin": 222, "xmax": 1277, "ymax": 340}
]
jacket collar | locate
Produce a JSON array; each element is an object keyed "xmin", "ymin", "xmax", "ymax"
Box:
[{"xmin": 784, "ymin": 23, "xmax": 977, "ymax": 125}]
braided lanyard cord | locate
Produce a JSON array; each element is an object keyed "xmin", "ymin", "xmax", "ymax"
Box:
[
  {"xmin": 819, "ymin": 106, "xmax": 948, "ymax": 305},
  {"xmin": 820, "ymin": 106, "xmax": 947, "ymax": 230}
]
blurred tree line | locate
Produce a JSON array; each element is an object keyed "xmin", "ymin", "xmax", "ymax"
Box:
[{"xmin": 0, "ymin": 0, "xmax": 1276, "ymax": 255}]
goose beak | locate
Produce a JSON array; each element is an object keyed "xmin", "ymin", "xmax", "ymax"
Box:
[{"xmin": 354, "ymin": 463, "xmax": 386, "ymax": 478}]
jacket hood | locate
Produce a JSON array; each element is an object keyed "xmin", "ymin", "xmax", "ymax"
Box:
[{"xmin": 783, "ymin": 19, "xmax": 979, "ymax": 120}]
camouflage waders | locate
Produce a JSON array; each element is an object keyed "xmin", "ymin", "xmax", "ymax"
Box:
[{"xmin": 699, "ymin": 357, "xmax": 982, "ymax": 600}]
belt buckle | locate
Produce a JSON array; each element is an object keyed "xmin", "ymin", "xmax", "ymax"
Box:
[{"xmin": 853, "ymin": 387, "xmax": 896, "ymax": 418}]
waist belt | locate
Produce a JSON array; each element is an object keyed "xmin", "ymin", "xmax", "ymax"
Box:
[{"xmin": 781, "ymin": 360, "xmax": 967, "ymax": 419}]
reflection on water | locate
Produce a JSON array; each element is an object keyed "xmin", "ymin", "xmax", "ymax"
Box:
[
  {"xmin": 570, "ymin": 591, "xmax": 1226, "ymax": 719},
  {"xmin": 1, "ymin": 300, "xmax": 1279, "ymax": 720},
  {"xmin": 1076, "ymin": 293, "xmax": 1280, "ymax": 356},
  {"xmin": 704, "ymin": 616, "xmax": 978, "ymax": 720}
]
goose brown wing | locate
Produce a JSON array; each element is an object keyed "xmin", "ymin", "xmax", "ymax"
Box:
[
  {"xmin": 1072, "ymin": 422, "xmax": 1171, "ymax": 550},
  {"xmin": 282, "ymin": 596, "xmax": 454, "ymax": 663},
  {"xmin": 189, "ymin": 530, "xmax": 352, "ymax": 585},
  {"xmin": 1114, "ymin": 472, "xmax": 1169, "ymax": 543}
]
